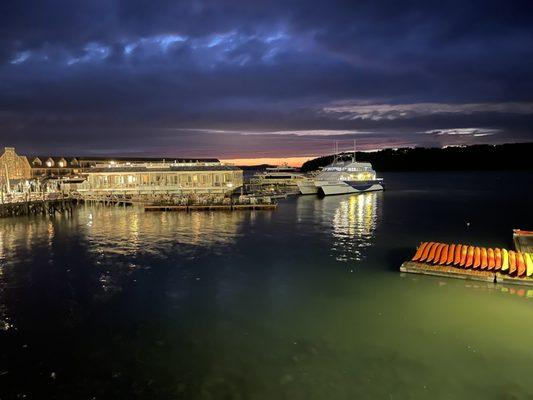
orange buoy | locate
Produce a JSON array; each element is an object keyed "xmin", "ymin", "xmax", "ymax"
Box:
[
  {"xmin": 460, "ymin": 245, "xmax": 469, "ymax": 267},
  {"xmin": 432, "ymin": 243, "xmax": 445, "ymax": 264},
  {"xmin": 509, "ymin": 251, "xmax": 517, "ymax": 275},
  {"xmin": 494, "ymin": 248, "xmax": 502, "ymax": 270},
  {"xmin": 487, "ymin": 248, "xmax": 495, "ymax": 270},
  {"xmin": 439, "ymin": 245, "xmax": 449, "ymax": 265},
  {"xmin": 480, "ymin": 248, "xmax": 488, "ymax": 269},
  {"xmin": 465, "ymin": 246, "xmax": 474, "ymax": 268},
  {"xmin": 412, "ymin": 242, "xmax": 428, "ymax": 261},
  {"xmin": 420, "ymin": 242, "xmax": 435, "ymax": 262},
  {"xmin": 516, "ymin": 252, "xmax": 526, "ymax": 277},
  {"xmin": 454, "ymin": 244, "xmax": 463, "ymax": 265},
  {"xmin": 473, "ymin": 247, "xmax": 481, "ymax": 269},
  {"xmin": 427, "ymin": 243, "xmax": 440, "ymax": 263},
  {"xmin": 447, "ymin": 244, "xmax": 455, "ymax": 264}
]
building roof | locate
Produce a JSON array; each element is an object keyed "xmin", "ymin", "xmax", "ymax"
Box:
[
  {"xmin": 77, "ymin": 156, "xmax": 220, "ymax": 163},
  {"xmin": 30, "ymin": 155, "xmax": 219, "ymax": 162},
  {"xmin": 87, "ymin": 165, "xmax": 241, "ymax": 173},
  {"xmin": 28, "ymin": 155, "xmax": 221, "ymax": 169}
]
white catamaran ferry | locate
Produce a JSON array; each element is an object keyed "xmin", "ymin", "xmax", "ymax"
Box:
[{"xmin": 297, "ymin": 151, "xmax": 383, "ymax": 196}]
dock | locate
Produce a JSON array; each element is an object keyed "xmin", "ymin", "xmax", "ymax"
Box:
[
  {"xmin": 144, "ymin": 203, "xmax": 277, "ymax": 212},
  {"xmin": 400, "ymin": 261, "xmax": 497, "ymax": 283},
  {"xmin": 401, "ymin": 240, "xmax": 533, "ymax": 287},
  {"xmin": 0, "ymin": 193, "xmax": 74, "ymax": 218}
]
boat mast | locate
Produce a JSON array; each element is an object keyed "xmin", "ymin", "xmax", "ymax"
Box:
[{"xmin": 353, "ymin": 139, "xmax": 356, "ymax": 162}]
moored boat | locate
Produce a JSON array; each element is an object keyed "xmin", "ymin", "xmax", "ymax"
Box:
[{"xmin": 313, "ymin": 151, "xmax": 383, "ymax": 196}]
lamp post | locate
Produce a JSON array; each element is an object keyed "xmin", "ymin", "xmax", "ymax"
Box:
[{"xmin": 4, "ymin": 164, "xmax": 10, "ymax": 194}]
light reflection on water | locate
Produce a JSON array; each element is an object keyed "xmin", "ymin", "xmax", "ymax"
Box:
[
  {"xmin": 329, "ymin": 192, "xmax": 378, "ymax": 261},
  {"xmin": 295, "ymin": 192, "xmax": 380, "ymax": 262},
  {"xmin": 81, "ymin": 206, "xmax": 245, "ymax": 258}
]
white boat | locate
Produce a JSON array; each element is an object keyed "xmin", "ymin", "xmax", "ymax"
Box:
[
  {"xmin": 314, "ymin": 152, "xmax": 383, "ymax": 196},
  {"xmin": 250, "ymin": 164, "xmax": 305, "ymax": 188}
]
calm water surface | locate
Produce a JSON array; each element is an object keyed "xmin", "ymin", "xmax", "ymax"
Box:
[{"xmin": 0, "ymin": 171, "xmax": 532, "ymax": 399}]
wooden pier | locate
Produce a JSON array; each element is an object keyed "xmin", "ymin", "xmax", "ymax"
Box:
[
  {"xmin": 144, "ymin": 203, "xmax": 277, "ymax": 212},
  {"xmin": 400, "ymin": 261, "xmax": 497, "ymax": 283},
  {"xmin": 0, "ymin": 190, "xmax": 278, "ymax": 218},
  {"xmin": 70, "ymin": 191, "xmax": 278, "ymax": 212},
  {"xmin": 0, "ymin": 193, "xmax": 74, "ymax": 218},
  {"xmin": 401, "ymin": 261, "xmax": 533, "ymax": 286}
]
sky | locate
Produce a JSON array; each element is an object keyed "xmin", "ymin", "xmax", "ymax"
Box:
[{"xmin": 1, "ymin": 0, "xmax": 532, "ymax": 165}]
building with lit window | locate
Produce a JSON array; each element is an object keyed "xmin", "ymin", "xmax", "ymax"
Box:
[
  {"xmin": 0, "ymin": 147, "xmax": 32, "ymax": 186},
  {"xmin": 81, "ymin": 161, "xmax": 243, "ymax": 194}
]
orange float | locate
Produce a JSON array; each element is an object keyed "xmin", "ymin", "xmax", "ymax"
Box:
[
  {"xmin": 460, "ymin": 245, "xmax": 468, "ymax": 267},
  {"xmin": 439, "ymin": 245, "xmax": 449, "ymax": 265},
  {"xmin": 420, "ymin": 242, "xmax": 435, "ymax": 262},
  {"xmin": 494, "ymin": 248, "xmax": 502, "ymax": 270},
  {"xmin": 454, "ymin": 244, "xmax": 463, "ymax": 265},
  {"xmin": 473, "ymin": 247, "xmax": 481, "ymax": 269},
  {"xmin": 427, "ymin": 243, "xmax": 441, "ymax": 263},
  {"xmin": 516, "ymin": 252, "xmax": 526, "ymax": 277},
  {"xmin": 509, "ymin": 251, "xmax": 517, "ymax": 275},
  {"xmin": 433, "ymin": 243, "xmax": 445, "ymax": 264},
  {"xmin": 412, "ymin": 242, "xmax": 428, "ymax": 261},
  {"xmin": 447, "ymin": 244, "xmax": 455, "ymax": 265},
  {"xmin": 465, "ymin": 246, "xmax": 474, "ymax": 268},
  {"xmin": 480, "ymin": 248, "xmax": 488, "ymax": 269},
  {"xmin": 487, "ymin": 248, "xmax": 495, "ymax": 270}
]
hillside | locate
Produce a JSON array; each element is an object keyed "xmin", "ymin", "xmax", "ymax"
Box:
[{"xmin": 301, "ymin": 143, "xmax": 533, "ymax": 172}]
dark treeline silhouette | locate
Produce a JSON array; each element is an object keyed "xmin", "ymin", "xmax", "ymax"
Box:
[{"xmin": 301, "ymin": 143, "xmax": 533, "ymax": 172}]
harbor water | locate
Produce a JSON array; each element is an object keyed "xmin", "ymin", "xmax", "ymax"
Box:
[{"xmin": 0, "ymin": 171, "xmax": 532, "ymax": 399}]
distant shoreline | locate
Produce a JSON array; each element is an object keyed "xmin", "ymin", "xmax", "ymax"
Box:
[{"xmin": 301, "ymin": 143, "xmax": 533, "ymax": 172}]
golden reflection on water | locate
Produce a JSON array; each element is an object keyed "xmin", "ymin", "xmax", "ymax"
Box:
[
  {"xmin": 0, "ymin": 207, "xmax": 247, "ymax": 328},
  {"xmin": 77, "ymin": 206, "xmax": 246, "ymax": 294},
  {"xmin": 326, "ymin": 192, "xmax": 379, "ymax": 262},
  {"xmin": 79, "ymin": 206, "xmax": 244, "ymax": 258}
]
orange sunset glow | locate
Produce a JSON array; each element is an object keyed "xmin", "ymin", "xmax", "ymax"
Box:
[{"xmin": 221, "ymin": 156, "xmax": 315, "ymax": 167}]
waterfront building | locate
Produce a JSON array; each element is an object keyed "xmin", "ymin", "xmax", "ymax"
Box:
[
  {"xmin": 28, "ymin": 156, "xmax": 222, "ymax": 178},
  {"xmin": 1, "ymin": 146, "xmax": 243, "ymax": 194},
  {"xmin": 80, "ymin": 161, "xmax": 243, "ymax": 194},
  {"xmin": 30, "ymin": 156, "xmax": 84, "ymax": 178},
  {"xmin": 0, "ymin": 147, "xmax": 32, "ymax": 188}
]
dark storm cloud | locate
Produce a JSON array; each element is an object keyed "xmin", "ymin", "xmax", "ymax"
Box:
[{"xmin": 0, "ymin": 0, "xmax": 532, "ymax": 157}]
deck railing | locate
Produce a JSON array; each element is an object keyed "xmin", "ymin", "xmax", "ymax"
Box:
[{"xmin": 0, "ymin": 191, "xmax": 65, "ymax": 205}]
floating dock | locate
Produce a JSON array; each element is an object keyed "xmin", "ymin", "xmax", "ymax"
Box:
[
  {"xmin": 401, "ymin": 239, "xmax": 533, "ymax": 287},
  {"xmin": 144, "ymin": 203, "xmax": 277, "ymax": 212}
]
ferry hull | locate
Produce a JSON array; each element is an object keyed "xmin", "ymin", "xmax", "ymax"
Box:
[{"xmin": 317, "ymin": 180, "xmax": 383, "ymax": 196}]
